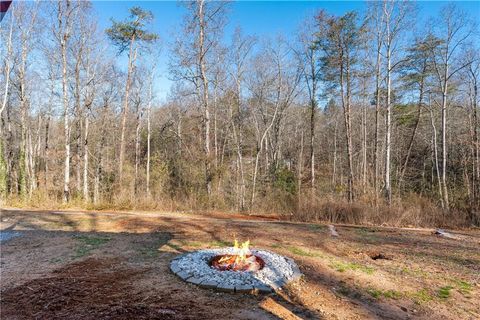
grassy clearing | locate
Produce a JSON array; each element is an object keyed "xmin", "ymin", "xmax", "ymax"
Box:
[{"xmin": 73, "ymin": 235, "xmax": 111, "ymax": 258}]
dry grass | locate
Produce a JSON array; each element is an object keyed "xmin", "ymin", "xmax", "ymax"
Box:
[{"xmin": 4, "ymin": 189, "xmax": 473, "ymax": 228}]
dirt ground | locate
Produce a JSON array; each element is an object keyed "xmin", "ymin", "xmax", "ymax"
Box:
[{"xmin": 1, "ymin": 208, "xmax": 479, "ymax": 320}]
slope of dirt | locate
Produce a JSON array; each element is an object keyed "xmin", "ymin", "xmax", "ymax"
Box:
[{"xmin": 1, "ymin": 208, "xmax": 479, "ymax": 319}]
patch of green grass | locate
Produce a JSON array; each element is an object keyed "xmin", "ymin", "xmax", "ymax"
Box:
[
  {"xmin": 437, "ymin": 286, "xmax": 453, "ymax": 299},
  {"xmin": 330, "ymin": 261, "xmax": 375, "ymax": 275},
  {"xmin": 411, "ymin": 289, "xmax": 433, "ymax": 304},
  {"xmin": 383, "ymin": 290, "xmax": 403, "ymax": 299},
  {"xmin": 73, "ymin": 235, "xmax": 111, "ymax": 258},
  {"xmin": 270, "ymin": 243, "xmax": 283, "ymax": 249},
  {"xmin": 287, "ymin": 246, "xmax": 324, "ymax": 258},
  {"xmin": 366, "ymin": 288, "xmax": 382, "ymax": 299},
  {"xmin": 400, "ymin": 267, "xmax": 429, "ymax": 278},
  {"xmin": 166, "ymin": 242, "xmax": 184, "ymax": 252},
  {"xmin": 208, "ymin": 240, "xmax": 232, "ymax": 248},
  {"xmin": 453, "ymin": 279, "xmax": 473, "ymax": 295},
  {"xmin": 185, "ymin": 241, "xmax": 203, "ymax": 248},
  {"xmin": 355, "ymin": 227, "xmax": 380, "ymax": 242},
  {"xmin": 367, "ymin": 288, "xmax": 402, "ymax": 300},
  {"xmin": 307, "ymin": 224, "xmax": 325, "ymax": 231}
]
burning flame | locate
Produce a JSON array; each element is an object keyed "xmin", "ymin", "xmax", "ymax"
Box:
[
  {"xmin": 218, "ymin": 239, "xmax": 251, "ymax": 266},
  {"xmin": 211, "ymin": 239, "xmax": 263, "ymax": 272}
]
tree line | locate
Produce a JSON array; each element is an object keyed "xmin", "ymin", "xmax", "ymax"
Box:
[{"xmin": 0, "ymin": 0, "xmax": 478, "ymax": 226}]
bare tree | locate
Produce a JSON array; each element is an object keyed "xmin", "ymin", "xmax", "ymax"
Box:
[
  {"xmin": 429, "ymin": 4, "xmax": 474, "ymax": 210},
  {"xmin": 106, "ymin": 7, "xmax": 158, "ymax": 184},
  {"xmin": 381, "ymin": 0, "xmax": 412, "ymax": 205}
]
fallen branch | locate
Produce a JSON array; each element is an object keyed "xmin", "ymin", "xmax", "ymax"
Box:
[
  {"xmin": 328, "ymin": 225, "xmax": 339, "ymax": 237},
  {"xmin": 434, "ymin": 229, "xmax": 459, "ymax": 240},
  {"xmin": 260, "ymin": 297, "xmax": 302, "ymax": 320}
]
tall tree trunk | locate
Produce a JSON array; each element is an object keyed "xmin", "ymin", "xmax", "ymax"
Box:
[
  {"xmin": 59, "ymin": 0, "xmax": 72, "ymax": 203},
  {"xmin": 198, "ymin": 0, "xmax": 212, "ymax": 196},
  {"xmin": 332, "ymin": 119, "xmax": 338, "ymax": 187},
  {"xmin": 471, "ymin": 68, "xmax": 479, "ymax": 221},
  {"xmin": 74, "ymin": 56, "xmax": 82, "ymax": 194},
  {"xmin": 340, "ymin": 57, "xmax": 355, "ymax": 202},
  {"xmin": 441, "ymin": 81, "xmax": 450, "ymax": 209},
  {"xmin": 385, "ymin": 40, "xmax": 392, "ymax": 205},
  {"xmin": 308, "ymin": 49, "xmax": 317, "ymax": 192},
  {"xmin": 118, "ymin": 36, "xmax": 136, "ymax": 183},
  {"xmin": 373, "ymin": 29, "xmax": 382, "ymax": 207},
  {"xmin": 146, "ymin": 72, "xmax": 153, "ymax": 197}
]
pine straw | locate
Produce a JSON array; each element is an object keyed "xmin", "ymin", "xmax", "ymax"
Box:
[{"xmin": 0, "ymin": 257, "xmax": 198, "ymax": 320}]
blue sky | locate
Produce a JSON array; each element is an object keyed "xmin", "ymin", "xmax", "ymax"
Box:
[{"xmin": 92, "ymin": 1, "xmax": 480, "ymax": 101}]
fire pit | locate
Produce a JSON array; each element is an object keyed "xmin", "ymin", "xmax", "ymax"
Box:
[{"xmin": 170, "ymin": 240, "xmax": 302, "ymax": 293}]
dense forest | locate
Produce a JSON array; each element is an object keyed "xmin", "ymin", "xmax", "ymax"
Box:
[{"xmin": 0, "ymin": 0, "xmax": 479, "ymax": 227}]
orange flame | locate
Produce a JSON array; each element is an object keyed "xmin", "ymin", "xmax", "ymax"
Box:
[{"xmin": 217, "ymin": 239, "xmax": 251, "ymax": 266}]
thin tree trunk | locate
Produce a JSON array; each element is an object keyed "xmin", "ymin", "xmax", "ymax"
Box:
[
  {"xmin": 332, "ymin": 119, "xmax": 338, "ymax": 187},
  {"xmin": 44, "ymin": 114, "xmax": 50, "ymax": 190},
  {"xmin": 134, "ymin": 106, "xmax": 141, "ymax": 195},
  {"xmin": 198, "ymin": 0, "xmax": 211, "ymax": 196},
  {"xmin": 429, "ymin": 98, "xmax": 444, "ymax": 208},
  {"xmin": 146, "ymin": 73, "xmax": 153, "ymax": 197},
  {"xmin": 385, "ymin": 39, "xmax": 392, "ymax": 205},
  {"xmin": 340, "ymin": 56, "xmax": 355, "ymax": 202},
  {"xmin": 374, "ymin": 28, "xmax": 382, "ymax": 207},
  {"xmin": 83, "ymin": 116, "xmax": 89, "ymax": 201},
  {"xmin": 298, "ymin": 129, "xmax": 304, "ymax": 200}
]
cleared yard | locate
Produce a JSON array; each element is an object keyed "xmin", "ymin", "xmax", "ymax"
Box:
[{"xmin": 1, "ymin": 208, "xmax": 479, "ymax": 319}]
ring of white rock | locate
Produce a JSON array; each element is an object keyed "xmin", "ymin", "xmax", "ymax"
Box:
[{"xmin": 170, "ymin": 247, "xmax": 302, "ymax": 293}]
